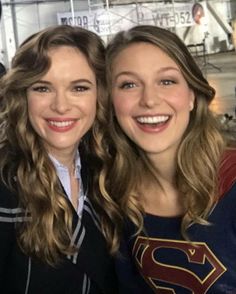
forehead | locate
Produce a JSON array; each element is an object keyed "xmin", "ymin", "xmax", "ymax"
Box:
[
  {"xmin": 43, "ymin": 45, "xmax": 95, "ymax": 77},
  {"xmin": 112, "ymin": 42, "xmax": 178, "ymax": 71},
  {"xmin": 47, "ymin": 45, "xmax": 86, "ymax": 62}
]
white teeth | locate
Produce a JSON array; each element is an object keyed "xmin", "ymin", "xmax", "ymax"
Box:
[
  {"xmin": 48, "ymin": 120, "xmax": 74, "ymax": 127},
  {"xmin": 136, "ymin": 116, "xmax": 169, "ymax": 124}
]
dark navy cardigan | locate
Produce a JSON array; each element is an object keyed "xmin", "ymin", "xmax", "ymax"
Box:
[{"xmin": 0, "ymin": 158, "xmax": 117, "ymax": 294}]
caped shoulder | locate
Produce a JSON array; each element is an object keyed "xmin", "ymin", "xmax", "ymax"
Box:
[{"xmin": 218, "ymin": 149, "xmax": 236, "ymax": 198}]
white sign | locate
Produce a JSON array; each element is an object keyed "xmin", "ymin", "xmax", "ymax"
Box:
[
  {"xmin": 136, "ymin": 3, "xmax": 194, "ymax": 28},
  {"xmin": 57, "ymin": 3, "xmax": 194, "ymax": 36},
  {"xmin": 57, "ymin": 6, "xmax": 136, "ymax": 36}
]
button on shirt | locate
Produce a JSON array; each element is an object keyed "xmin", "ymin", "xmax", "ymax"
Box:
[{"xmin": 50, "ymin": 152, "xmax": 85, "ymax": 217}]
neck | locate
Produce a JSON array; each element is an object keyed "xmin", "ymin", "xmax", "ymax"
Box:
[
  {"xmin": 147, "ymin": 151, "xmax": 177, "ymax": 186},
  {"xmin": 141, "ymin": 153, "xmax": 184, "ymax": 216},
  {"xmin": 50, "ymin": 148, "xmax": 77, "ymax": 172}
]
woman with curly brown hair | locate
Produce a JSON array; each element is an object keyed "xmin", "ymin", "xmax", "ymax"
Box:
[
  {"xmin": 0, "ymin": 25, "xmax": 117, "ymax": 294},
  {"xmin": 98, "ymin": 25, "xmax": 236, "ymax": 293}
]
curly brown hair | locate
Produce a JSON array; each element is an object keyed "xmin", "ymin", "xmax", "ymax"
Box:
[{"xmin": 0, "ymin": 25, "xmax": 106, "ymax": 265}]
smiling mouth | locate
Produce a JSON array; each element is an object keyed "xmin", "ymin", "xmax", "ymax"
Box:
[
  {"xmin": 136, "ymin": 115, "xmax": 170, "ymax": 126},
  {"xmin": 47, "ymin": 120, "xmax": 76, "ymax": 127}
]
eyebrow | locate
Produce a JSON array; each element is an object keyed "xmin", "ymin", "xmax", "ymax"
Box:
[
  {"xmin": 71, "ymin": 79, "xmax": 95, "ymax": 85},
  {"xmin": 114, "ymin": 66, "xmax": 180, "ymax": 80},
  {"xmin": 32, "ymin": 79, "xmax": 95, "ymax": 85}
]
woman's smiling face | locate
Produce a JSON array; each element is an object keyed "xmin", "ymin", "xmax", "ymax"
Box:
[
  {"xmin": 27, "ymin": 45, "xmax": 97, "ymax": 157},
  {"xmin": 111, "ymin": 42, "xmax": 194, "ymax": 161}
]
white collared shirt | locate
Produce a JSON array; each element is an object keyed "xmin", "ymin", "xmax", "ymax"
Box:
[{"xmin": 49, "ymin": 152, "xmax": 85, "ymax": 217}]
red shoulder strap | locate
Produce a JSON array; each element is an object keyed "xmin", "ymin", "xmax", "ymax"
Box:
[{"xmin": 218, "ymin": 149, "xmax": 236, "ymax": 198}]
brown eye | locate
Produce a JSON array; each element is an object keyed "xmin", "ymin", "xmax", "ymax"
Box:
[
  {"xmin": 31, "ymin": 86, "xmax": 50, "ymax": 93},
  {"xmin": 73, "ymin": 86, "xmax": 89, "ymax": 92}
]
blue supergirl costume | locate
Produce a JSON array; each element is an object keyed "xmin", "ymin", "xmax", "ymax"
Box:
[{"xmin": 115, "ymin": 150, "xmax": 236, "ymax": 293}]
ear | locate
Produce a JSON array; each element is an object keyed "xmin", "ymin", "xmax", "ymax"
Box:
[{"xmin": 189, "ymin": 90, "xmax": 195, "ymax": 111}]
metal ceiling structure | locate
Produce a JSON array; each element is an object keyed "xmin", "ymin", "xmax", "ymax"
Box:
[{"xmin": 0, "ymin": 0, "xmax": 235, "ymax": 66}]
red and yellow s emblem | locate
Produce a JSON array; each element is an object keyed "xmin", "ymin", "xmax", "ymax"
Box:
[{"xmin": 133, "ymin": 237, "xmax": 226, "ymax": 293}]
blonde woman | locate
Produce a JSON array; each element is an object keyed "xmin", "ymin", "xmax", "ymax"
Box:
[{"xmin": 99, "ymin": 25, "xmax": 236, "ymax": 293}]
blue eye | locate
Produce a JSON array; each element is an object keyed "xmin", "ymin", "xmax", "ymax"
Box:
[
  {"xmin": 120, "ymin": 82, "xmax": 136, "ymax": 89},
  {"xmin": 160, "ymin": 80, "xmax": 175, "ymax": 86}
]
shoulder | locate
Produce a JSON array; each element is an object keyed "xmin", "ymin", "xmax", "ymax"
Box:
[
  {"xmin": 0, "ymin": 180, "xmax": 18, "ymax": 208},
  {"xmin": 218, "ymin": 149, "xmax": 236, "ymax": 198},
  {"xmin": 0, "ymin": 180, "xmax": 25, "ymax": 224}
]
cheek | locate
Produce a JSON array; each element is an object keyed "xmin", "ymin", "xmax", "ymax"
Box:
[
  {"xmin": 27, "ymin": 97, "xmax": 38, "ymax": 120},
  {"xmin": 79, "ymin": 97, "xmax": 97, "ymax": 125},
  {"xmin": 112, "ymin": 99, "xmax": 122, "ymax": 117},
  {"xmin": 168, "ymin": 89, "xmax": 194, "ymax": 112},
  {"xmin": 27, "ymin": 96, "xmax": 48, "ymax": 133},
  {"xmin": 85, "ymin": 96, "xmax": 97, "ymax": 114},
  {"xmin": 88, "ymin": 104, "xmax": 97, "ymax": 122},
  {"xmin": 27, "ymin": 94, "xmax": 46, "ymax": 115},
  {"xmin": 112, "ymin": 96, "xmax": 132, "ymax": 118}
]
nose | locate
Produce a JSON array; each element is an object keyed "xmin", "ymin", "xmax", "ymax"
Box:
[
  {"xmin": 140, "ymin": 85, "xmax": 162, "ymax": 108},
  {"xmin": 50, "ymin": 90, "xmax": 71, "ymax": 114}
]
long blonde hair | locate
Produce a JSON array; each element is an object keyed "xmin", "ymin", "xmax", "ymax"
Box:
[
  {"xmin": 0, "ymin": 25, "xmax": 106, "ymax": 265},
  {"xmin": 95, "ymin": 25, "xmax": 225, "ymax": 252}
]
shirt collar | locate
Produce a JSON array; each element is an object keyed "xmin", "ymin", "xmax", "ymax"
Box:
[{"xmin": 49, "ymin": 150, "xmax": 81, "ymax": 178}]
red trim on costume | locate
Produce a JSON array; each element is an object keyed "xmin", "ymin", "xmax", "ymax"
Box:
[{"xmin": 218, "ymin": 149, "xmax": 236, "ymax": 198}]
